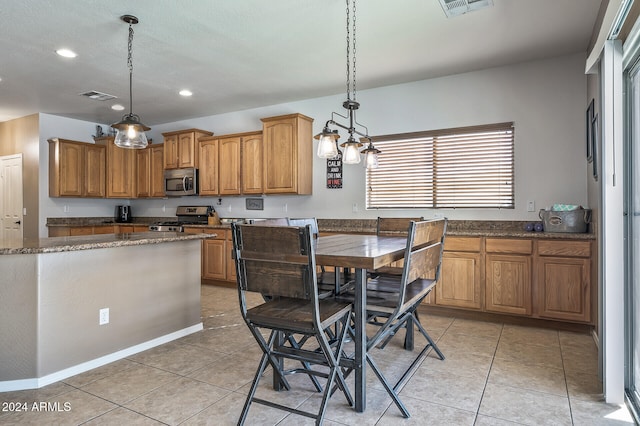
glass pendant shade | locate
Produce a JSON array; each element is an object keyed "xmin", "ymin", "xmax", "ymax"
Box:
[
  {"xmin": 314, "ymin": 127, "xmax": 340, "ymax": 158},
  {"xmin": 361, "ymin": 140, "xmax": 381, "ymax": 169},
  {"xmin": 111, "ymin": 114, "xmax": 150, "ymax": 149},
  {"xmin": 342, "ymin": 142, "xmax": 362, "ymax": 164},
  {"xmin": 363, "ymin": 150, "xmax": 379, "ymax": 168}
]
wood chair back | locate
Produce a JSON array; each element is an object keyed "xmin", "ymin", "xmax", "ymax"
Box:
[
  {"xmin": 401, "ymin": 219, "xmax": 447, "ymax": 288},
  {"xmin": 377, "ymin": 217, "xmax": 424, "ymax": 235},
  {"xmin": 232, "ymin": 224, "xmax": 316, "ymax": 300}
]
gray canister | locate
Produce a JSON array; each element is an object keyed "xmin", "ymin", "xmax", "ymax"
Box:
[{"xmin": 538, "ymin": 209, "xmax": 591, "ymax": 233}]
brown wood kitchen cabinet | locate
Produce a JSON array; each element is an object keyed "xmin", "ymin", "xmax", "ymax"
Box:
[
  {"xmin": 536, "ymin": 240, "xmax": 592, "ymax": 322},
  {"xmin": 163, "ymin": 129, "xmax": 213, "ymax": 169},
  {"xmin": 431, "ymin": 234, "xmax": 593, "ymax": 325},
  {"xmin": 261, "ymin": 113, "xmax": 313, "ymax": 194},
  {"xmin": 183, "ymin": 227, "xmax": 232, "ymax": 283},
  {"xmin": 198, "ymin": 137, "xmax": 219, "ymax": 195},
  {"xmin": 241, "ymin": 131, "xmax": 263, "ymax": 194},
  {"xmin": 136, "ymin": 144, "xmax": 165, "ymax": 198},
  {"xmin": 48, "ymin": 138, "xmax": 106, "ymax": 198},
  {"xmin": 94, "ymin": 136, "xmax": 137, "ymax": 198},
  {"xmin": 436, "ymin": 236, "xmax": 483, "ymax": 310},
  {"xmin": 199, "ymin": 131, "xmax": 261, "ymax": 196},
  {"xmin": 485, "ymin": 238, "xmax": 533, "ymax": 316}
]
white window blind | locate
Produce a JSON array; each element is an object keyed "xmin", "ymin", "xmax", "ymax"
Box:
[{"xmin": 366, "ymin": 123, "xmax": 514, "ymax": 209}]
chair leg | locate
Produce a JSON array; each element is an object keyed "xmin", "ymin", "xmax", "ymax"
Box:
[
  {"xmin": 412, "ymin": 310, "xmax": 445, "ymax": 360},
  {"xmin": 366, "ymin": 353, "xmax": 410, "ymax": 418},
  {"xmin": 238, "ymin": 332, "xmax": 279, "ymax": 425}
]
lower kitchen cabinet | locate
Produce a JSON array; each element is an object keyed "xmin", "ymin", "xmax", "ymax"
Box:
[
  {"xmin": 485, "ymin": 253, "xmax": 532, "ymax": 315},
  {"xmin": 536, "ymin": 240, "xmax": 591, "ymax": 322},
  {"xmin": 183, "ymin": 227, "xmax": 234, "ymax": 284},
  {"xmin": 436, "ymin": 237, "xmax": 483, "ymax": 310},
  {"xmin": 202, "ymin": 238, "xmax": 226, "ymax": 280},
  {"xmin": 431, "ymin": 235, "xmax": 593, "ymax": 325}
]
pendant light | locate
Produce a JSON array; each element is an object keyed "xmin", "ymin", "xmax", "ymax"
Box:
[
  {"xmin": 314, "ymin": 0, "xmax": 380, "ymax": 168},
  {"xmin": 111, "ymin": 15, "xmax": 150, "ymax": 149}
]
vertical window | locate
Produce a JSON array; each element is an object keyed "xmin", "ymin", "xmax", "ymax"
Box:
[{"xmin": 366, "ymin": 123, "xmax": 514, "ymax": 209}]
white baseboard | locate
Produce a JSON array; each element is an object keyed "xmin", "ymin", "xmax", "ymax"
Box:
[{"xmin": 0, "ymin": 323, "xmax": 203, "ymax": 392}]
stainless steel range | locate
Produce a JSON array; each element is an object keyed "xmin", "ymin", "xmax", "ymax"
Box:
[{"xmin": 149, "ymin": 206, "xmax": 213, "ymax": 232}]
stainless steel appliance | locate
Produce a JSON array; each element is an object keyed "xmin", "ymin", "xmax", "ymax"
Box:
[
  {"xmin": 164, "ymin": 168, "xmax": 198, "ymax": 196},
  {"xmin": 115, "ymin": 205, "xmax": 132, "ymax": 223},
  {"xmin": 148, "ymin": 205, "xmax": 212, "ymax": 232}
]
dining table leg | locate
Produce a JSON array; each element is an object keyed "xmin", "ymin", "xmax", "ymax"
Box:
[{"xmin": 354, "ymin": 267, "xmax": 367, "ymax": 412}]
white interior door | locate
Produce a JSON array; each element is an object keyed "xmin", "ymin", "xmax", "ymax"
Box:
[{"xmin": 0, "ymin": 154, "xmax": 24, "ymax": 241}]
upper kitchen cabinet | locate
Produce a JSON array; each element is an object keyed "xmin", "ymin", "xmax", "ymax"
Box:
[
  {"xmin": 162, "ymin": 129, "xmax": 213, "ymax": 169},
  {"xmin": 261, "ymin": 113, "xmax": 313, "ymax": 194},
  {"xmin": 95, "ymin": 136, "xmax": 137, "ymax": 198},
  {"xmin": 241, "ymin": 131, "xmax": 263, "ymax": 194},
  {"xmin": 218, "ymin": 135, "xmax": 241, "ymax": 195},
  {"xmin": 48, "ymin": 138, "xmax": 105, "ymax": 198},
  {"xmin": 199, "ymin": 131, "xmax": 261, "ymax": 196},
  {"xmin": 137, "ymin": 144, "xmax": 165, "ymax": 198},
  {"xmin": 198, "ymin": 136, "xmax": 219, "ymax": 196}
]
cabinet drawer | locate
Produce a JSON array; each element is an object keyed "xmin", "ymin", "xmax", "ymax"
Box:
[
  {"xmin": 444, "ymin": 237, "xmax": 481, "ymax": 252},
  {"xmin": 486, "ymin": 238, "xmax": 532, "ymax": 255},
  {"xmin": 537, "ymin": 240, "xmax": 591, "ymax": 257}
]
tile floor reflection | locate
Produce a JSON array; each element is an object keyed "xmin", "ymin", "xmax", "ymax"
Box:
[{"xmin": 0, "ymin": 285, "xmax": 634, "ymax": 425}]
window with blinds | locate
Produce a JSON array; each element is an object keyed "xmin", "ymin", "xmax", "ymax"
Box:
[{"xmin": 366, "ymin": 123, "xmax": 514, "ymax": 209}]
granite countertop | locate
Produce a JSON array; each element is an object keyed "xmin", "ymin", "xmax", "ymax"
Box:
[
  {"xmin": 45, "ymin": 217, "xmax": 596, "ymax": 240},
  {"xmin": 0, "ymin": 232, "xmax": 216, "ymax": 255},
  {"xmin": 46, "ymin": 217, "xmax": 168, "ymax": 227},
  {"xmin": 315, "ymin": 219, "xmax": 596, "ymax": 240}
]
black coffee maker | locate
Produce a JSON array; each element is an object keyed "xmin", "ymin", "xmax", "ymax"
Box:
[{"xmin": 115, "ymin": 205, "xmax": 132, "ymax": 223}]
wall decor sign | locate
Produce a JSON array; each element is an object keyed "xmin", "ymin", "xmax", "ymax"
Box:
[
  {"xmin": 586, "ymin": 99, "xmax": 594, "ymax": 163},
  {"xmin": 326, "ymin": 152, "xmax": 343, "ymax": 189}
]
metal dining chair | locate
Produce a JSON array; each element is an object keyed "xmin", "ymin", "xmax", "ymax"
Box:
[
  {"xmin": 337, "ymin": 218, "xmax": 447, "ymax": 418},
  {"xmin": 372, "ymin": 216, "xmax": 425, "ymax": 277},
  {"xmin": 231, "ymin": 223, "xmax": 353, "ymax": 425},
  {"xmin": 287, "ymin": 217, "xmax": 354, "ymax": 297}
]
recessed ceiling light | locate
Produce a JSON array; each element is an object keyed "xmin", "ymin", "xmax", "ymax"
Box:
[
  {"xmin": 179, "ymin": 89, "xmax": 193, "ymax": 97},
  {"xmin": 111, "ymin": 104, "xmax": 125, "ymax": 111},
  {"xmin": 56, "ymin": 48, "xmax": 77, "ymax": 58}
]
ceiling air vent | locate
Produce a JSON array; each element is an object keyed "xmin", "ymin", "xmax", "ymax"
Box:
[
  {"xmin": 79, "ymin": 90, "xmax": 117, "ymax": 101},
  {"xmin": 438, "ymin": 0, "xmax": 493, "ymax": 18}
]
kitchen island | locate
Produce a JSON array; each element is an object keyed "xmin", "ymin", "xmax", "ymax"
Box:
[{"xmin": 0, "ymin": 231, "xmax": 214, "ymax": 391}]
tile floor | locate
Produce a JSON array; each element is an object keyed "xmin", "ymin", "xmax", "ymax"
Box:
[{"xmin": 0, "ymin": 285, "xmax": 635, "ymax": 425}]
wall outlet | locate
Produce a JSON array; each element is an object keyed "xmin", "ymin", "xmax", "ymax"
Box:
[
  {"xmin": 162, "ymin": 204, "xmax": 166, "ymax": 213},
  {"xmin": 352, "ymin": 203, "xmax": 358, "ymax": 213},
  {"xmin": 99, "ymin": 308, "xmax": 109, "ymax": 325},
  {"xmin": 63, "ymin": 205, "xmax": 70, "ymax": 213},
  {"xmin": 283, "ymin": 203, "xmax": 288, "ymax": 213},
  {"xmin": 526, "ymin": 200, "xmax": 535, "ymax": 212}
]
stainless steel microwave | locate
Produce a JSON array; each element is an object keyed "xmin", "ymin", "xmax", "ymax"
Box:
[{"xmin": 164, "ymin": 168, "xmax": 198, "ymax": 196}]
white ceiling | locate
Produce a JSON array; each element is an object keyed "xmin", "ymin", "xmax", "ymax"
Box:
[{"xmin": 0, "ymin": 0, "xmax": 602, "ymax": 125}]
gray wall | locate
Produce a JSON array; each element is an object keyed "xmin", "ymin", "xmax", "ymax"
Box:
[{"xmin": 33, "ymin": 52, "xmax": 589, "ymax": 235}]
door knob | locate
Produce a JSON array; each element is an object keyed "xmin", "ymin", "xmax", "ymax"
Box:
[{"xmin": 14, "ymin": 220, "xmax": 21, "ymax": 225}]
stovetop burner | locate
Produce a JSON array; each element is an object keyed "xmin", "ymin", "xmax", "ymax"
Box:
[{"xmin": 148, "ymin": 205, "xmax": 213, "ymax": 232}]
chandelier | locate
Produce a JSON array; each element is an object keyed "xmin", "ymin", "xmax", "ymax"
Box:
[
  {"xmin": 314, "ymin": 0, "xmax": 380, "ymax": 168},
  {"xmin": 111, "ymin": 15, "xmax": 150, "ymax": 149}
]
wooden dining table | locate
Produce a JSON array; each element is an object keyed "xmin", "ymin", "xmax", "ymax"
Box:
[{"xmin": 314, "ymin": 233, "xmax": 408, "ymax": 412}]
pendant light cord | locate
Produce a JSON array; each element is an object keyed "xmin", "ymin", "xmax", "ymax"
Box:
[
  {"xmin": 345, "ymin": 0, "xmax": 357, "ymax": 102},
  {"xmin": 128, "ymin": 23, "xmax": 134, "ymax": 115}
]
